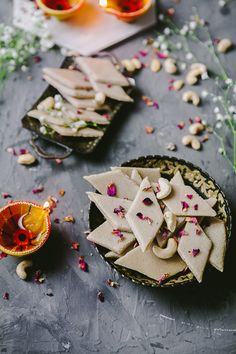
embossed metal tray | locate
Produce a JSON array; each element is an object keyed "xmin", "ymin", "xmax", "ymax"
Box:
[
  {"xmin": 89, "ymin": 155, "xmax": 232, "ymax": 287},
  {"xmin": 22, "ymin": 54, "xmax": 133, "ymax": 159}
]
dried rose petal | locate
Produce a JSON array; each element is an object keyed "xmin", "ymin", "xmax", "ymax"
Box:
[
  {"xmin": 195, "ymin": 116, "xmax": 202, "ymax": 123},
  {"xmin": 106, "ymin": 279, "xmax": 119, "ymax": 288},
  {"xmin": 142, "ymin": 186, "xmax": 153, "ymax": 192},
  {"xmin": 43, "ymin": 196, "xmax": 58, "ymax": 213},
  {"xmin": 158, "ymin": 273, "xmax": 169, "ymax": 285},
  {"xmin": 112, "ymin": 229, "xmax": 124, "ymax": 240},
  {"xmin": 142, "ymin": 197, "xmax": 153, "ymax": 206},
  {"xmin": 107, "ymin": 183, "xmax": 117, "ymax": 197},
  {"xmin": 177, "ymin": 121, "xmax": 185, "ymax": 130},
  {"xmin": 79, "ymin": 256, "xmax": 88, "ymax": 271},
  {"xmin": 153, "ymin": 101, "xmax": 159, "ymax": 109},
  {"xmin": 178, "ymin": 229, "xmax": 188, "ymax": 237},
  {"xmin": 136, "ymin": 212, "xmax": 153, "ymax": 224},
  {"xmin": 186, "ymin": 194, "xmax": 193, "ymax": 200},
  {"xmin": 166, "ymin": 7, "xmax": 175, "ymax": 16},
  {"xmin": 6, "ymin": 147, "xmax": 17, "ymax": 156},
  {"xmin": 55, "ymin": 159, "xmax": 63, "ymax": 165},
  {"xmin": 3, "ymin": 292, "xmax": 9, "ymax": 300},
  {"xmin": 64, "ymin": 215, "xmax": 75, "ymax": 223},
  {"xmin": 189, "ymin": 118, "xmax": 194, "ymax": 125},
  {"xmin": 196, "ymin": 228, "xmax": 202, "ymax": 235},
  {"xmin": 32, "ymin": 185, "xmax": 44, "ymax": 194},
  {"xmin": 19, "ymin": 148, "xmax": 28, "ymax": 155},
  {"xmin": 181, "ymin": 201, "xmax": 189, "ymax": 211},
  {"xmin": 33, "ymin": 55, "xmax": 42, "ymax": 63},
  {"xmin": 0, "ymin": 252, "xmax": 7, "ymax": 260},
  {"xmin": 71, "ymin": 242, "xmax": 80, "ymax": 250},
  {"xmin": 46, "ymin": 289, "xmax": 53, "ymax": 297},
  {"xmin": 145, "ymin": 126, "xmax": 154, "ymax": 134},
  {"xmin": 192, "ymin": 248, "xmax": 200, "ymax": 257},
  {"xmin": 139, "ymin": 49, "xmax": 148, "ymax": 57},
  {"xmin": 113, "ymin": 206, "xmax": 126, "ymax": 218},
  {"xmin": 156, "ymin": 51, "xmax": 168, "ymax": 59},
  {"xmin": 189, "ymin": 217, "xmax": 198, "ymax": 225},
  {"xmin": 161, "ymin": 228, "xmax": 169, "ymax": 239},
  {"xmin": 194, "ymin": 204, "xmax": 198, "ymax": 210},
  {"xmin": 97, "ymin": 290, "xmax": 105, "ymax": 302},
  {"xmin": 2, "ymin": 193, "xmax": 11, "ymax": 199},
  {"xmin": 168, "ymin": 85, "xmax": 174, "ymax": 91},
  {"xmin": 59, "ymin": 189, "xmax": 65, "ymax": 196},
  {"xmin": 34, "ymin": 270, "xmax": 45, "ymax": 284}
]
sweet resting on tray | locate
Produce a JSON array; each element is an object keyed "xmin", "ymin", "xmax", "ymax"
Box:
[
  {"xmin": 85, "ymin": 166, "xmax": 227, "ymax": 285},
  {"xmin": 26, "ymin": 56, "xmax": 134, "ymax": 140}
]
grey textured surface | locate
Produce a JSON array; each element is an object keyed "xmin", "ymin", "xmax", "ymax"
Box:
[{"xmin": 0, "ymin": 1, "xmax": 236, "ymax": 353}]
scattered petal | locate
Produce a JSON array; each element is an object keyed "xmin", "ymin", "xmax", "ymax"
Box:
[
  {"xmin": 59, "ymin": 189, "xmax": 65, "ymax": 196},
  {"xmin": 192, "ymin": 248, "xmax": 200, "ymax": 257},
  {"xmin": 181, "ymin": 201, "xmax": 189, "ymax": 211},
  {"xmin": 3, "ymin": 292, "xmax": 9, "ymax": 300},
  {"xmin": 64, "ymin": 215, "xmax": 75, "ymax": 223},
  {"xmin": 166, "ymin": 143, "xmax": 177, "ymax": 151},
  {"xmin": 178, "ymin": 229, "xmax": 188, "ymax": 237},
  {"xmin": 6, "ymin": 147, "xmax": 16, "ymax": 156},
  {"xmin": 158, "ymin": 273, "xmax": 170, "ymax": 285},
  {"xmin": 97, "ymin": 290, "xmax": 105, "ymax": 302},
  {"xmin": 177, "ymin": 121, "xmax": 185, "ymax": 129},
  {"xmin": 107, "ymin": 183, "xmax": 117, "ymax": 197},
  {"xmin": 113, "ymin": 206, "xmax": 126, "ymax": 218},
  {"xmin": 43, "ymin": 196, "xmax": 58, "ymax": 213},
  {"xmin": 79, "ymin": 256, "xmax": 88, "ymax": 271},
  {"xmin": 55, "ymin": 159, "xmax": 63, "ymax": 165},
  {"xmin": 32, "ymin": 185, "xmax": 44, "ymax": 194},
  {"xmin": 71, "ymin": 242, "xmax": 80, "ymax": 250},
  {"xmin": 136, "ymin": 212, "xmax": 153, "ymax": 224},
  {"xmin": 194, "ymin": 204, "xmax": 199, "ymax": 210},
  {"xmin": 2, "ymin": 193, "xmax": 11, "ymax": 199},
  {"xmin": 106, "ymin": 279, "xmax": 119, "ymax": 288},
  {"xmin": 19, "ymin": 149, "xmax": 28, "ymax": 155},
  {"xmin": 142, "ymin": 197, "xmax": 153, "ymax": 206},
  {"xmin": 112, "ymin": 229, "xmax": 124, "ymax": 240},
  {"xmin": 34, "ymin": 270, "xmax": 46, "ymax": 284},
  {"xmin": 145, "ymin": 126, "xmax": 155, "ymax": 134},
  {"xmin": 0, "ymin": 252, "xmax": 7, "ymax": 260},
  {"xmin": 186, "ymin": 194, "xmax": 193, "ymax": 200}
]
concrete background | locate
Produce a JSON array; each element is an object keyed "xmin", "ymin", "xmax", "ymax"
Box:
[{"xmin": 0, "ymin": 0, "xmax": 236, "ymax": 353}]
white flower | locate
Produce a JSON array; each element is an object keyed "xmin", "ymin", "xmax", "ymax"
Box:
[
  {"xmin": 180, "ymin": 25, "xmax": 189, "ymax": 36},
  {"xmin": 164, "ymin": 28, "xmax": 171, "ymax": 35},
  {"xmin": 163, "ymin": 50, "xmax": 169, "ymax": 56},
  {"xmin": 225, "ymin": 78, "xmax": 233, "ymax": 85},
  {"xmin": 21, "ymin": 65, "xmax": 29, "ymax": 72},
  {"xmin": 160, "ymin": 43, "xmax": 167, "ymax": 51},
  {"xmin": 54, "ymin": 94, "xmax": 62, "ymax": 102},
  {"xmin": 152, "ymin": 41, "xmax": 160, "ymax": 48},
  {"xmin": 214, "ymin": 107, "xmax": 220, "ymax": 113},
  {"xmin": 216, "ymin": 122, "xmax": 222, "ymax": 129},
  {"xmin": 229, "ymin": 106, "xmax": 235, "ymax": 113},
  {"xmin": 218, "ymin": 0, "xmax": 226, "ymax": 7},
  {"xmin": 176, "ymin": 42, "xmax": 182, "ymax": 49},
  {"xmin": 180, "ymin": 62, "xmax": 187, "ymax": 70},
  {"xmin": 71, "ymin": 120, "xmax": 87, "ymax": 132},
  {"xmin": 218, "ymin": 147, "xmax": 224, "ymax": 154},
  {"xmin": 158, "ymin": 14, "xmax": 164, "ymax": 21},
  {"xmin": 216, "ymin": 113, "xmax": 223, "ymax": 121},
  {"xmin": 0, "ymin": 48, "xmax": 7, "ymax": 55},
  {"xmin": 158, "ymin": 35, "xmax": 165, "ymax": 43},
  {"xmin": 189, "ymin": 21, "xmax": 197, "ymax": 30},
  {"xmin": 233, "ymin": 85, "xmax": 236, "ymax": 94},
  {"xmin": 186, "ymin": 52, "xmax": 193, "ymax": 60},
  {"xmin": 55, "ymin": 102, "xmax": 62, "ymax": 110},
  {"xmin": 201, "ymin": 90, "xmax": 208, "ymax": 98},
  {"xmin": 40, "ymin": 126, "xmax": 47, "ymax": 135},
  {"xmin": 212, "ymin": 96, "xmax": 218, "ymax": 102}
]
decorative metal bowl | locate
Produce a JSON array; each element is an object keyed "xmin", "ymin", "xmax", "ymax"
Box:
[{"xmin": 89, "ymin": 155, "xmax": 232, "ymax": 287}]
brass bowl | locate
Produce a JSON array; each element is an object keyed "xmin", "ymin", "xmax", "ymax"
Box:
[{"xmin": 89, "ymin": 155, "xmax": 232, "ymax": 287}]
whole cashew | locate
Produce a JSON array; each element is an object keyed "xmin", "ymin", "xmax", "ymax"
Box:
[
  {"xmin": 154, "ymin": 178, "xmax": 172, "ymax": 199},
  {"xmin": 189, "ymin": 122, "xmax": 204, "ymax": 135},
  {"xmin": 182, "ymin": 91, "xmax": 200, "ymax": 106},
  {"xmin": 164, "ymin": 58, "xmax": 177, "ymax": 74},
  {"xmin": 186, "ymin": 63, "xmax": 207, "ymax": 85},
  {"xmin": 217, "ymin": 38, "xmax": 233, "ymax": 53},
  {"xmin": 131, "ymin": 58, "xmax": 142, "ymax": 70},
  {"xmin": 17, "ymin": 153, "xmax": 36, "ymax": 165},
  {"xmin": 95, "ymin": 92, "xmax": 106, "ymax": 106},
  {"xmin": 153, "ymin": 238, "xmax": 178, "ymax": 259},
  {"xmin": 182, "ymin": 135, "xmax": 201, "ymax": 150},
  {"xmin": 37, "ymin": 96, "xmax": 55, "ymax": 111},
  {"xmin": 172, "ymin": 80, "xmax": 184, "ymax": 91},
  {"xmin": 164, "ymin": 211, "xmax": 177, "ymax": 232},
  {"xmin": 16, "ymin": 260, "xmax": 33, "ymax": 280},
  {"xmin": 150, "ymin": 58, "xmax": 161, "ymax": 72},
  {"xmin": 122, "ymin": 59, "xmax": 136, "ymax": 72}
]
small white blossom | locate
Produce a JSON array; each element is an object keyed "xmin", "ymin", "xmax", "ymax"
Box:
[
  {"xmin": 186, "ymin": 52, "xmax": 193, "ymax": 60},
  {"xmin": 212, "ymin": 96, "xmax": 218, "ymax": 102},
  {"xmin": 152, "ymin": 41, "xmax": 160, "ymax": 48},
  {"xmin": 229, "ymin": 106, "xmax": 235, "ymax": 113},
  {"xmin": 216, "ymin": 113, "xmax": 223, "ymax": 121},
  {"xmin": 201, "ymin": 90, "xmax": 208, "ymax": 98},
  {"xmin": 158, "ymin": 14, "xmax": 164, "ymax": 21},
  {"xmin": 164, "ymin": 28, "xmax": 171, "ymax": 35},
  {"xmin": 54, "ymin": 94, "xmax": 62, "ymax": 103},
  {"xmin": 21, "ymin": 65, "xmax": 29, "ymax": 72},
  {"xmin": 216, "ymin": 122, "xmax": 222, "ymax": 129},
  {"xmin": 214, "ymin": 107, "xmax": 220, "ymax": 114},
  {"xmin": 201, "ymin": 72, "xmax": 209, "ymax": 80},
  {"xmin": 160, "ymin": 43, "xmax": 168, "ymax": 51},
  {"xmin": 55, "ymin": 102, "xmax": 62, "ymax": 110},
  {"xmin": 225, "ymin": 78, "xmax": 233, "ymax": 85},
  {"xmin": 218, "ymin": 0, "xmax": 226, "ymax": 7},
  {"xmin": 180, "ymin": 62, "xmax": 187, "ymax": 70},
  {"xmin": 180, "ymin": 25, "xmax": 189, "ymax": 36},
  {"xmin": 189, "ymin": 21, "xmax": 197, "ymax": 30},
  {"xmin": 40, "ymin": 126, "xmax": 47, "ymax": 135},
  {"xmin": 158, "ymin": 35, "xmax": 165, "ymax": 43},
  {"xmin": 176, "ymin": 42, "xmax": 182, "ymax": 49}
]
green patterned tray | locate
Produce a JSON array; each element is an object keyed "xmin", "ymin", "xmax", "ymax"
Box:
[{"xmin": 89, "ymin": 155, "xmax": 232, "ymax": 287}]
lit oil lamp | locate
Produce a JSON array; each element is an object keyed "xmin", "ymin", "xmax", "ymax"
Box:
[
  {"xmin": 99, "ymin": 0, "xmax": 152, "ymax": 22},
  {"xmin": 0, "ymin": 201, "xmax": 51, "ymax": 256}
]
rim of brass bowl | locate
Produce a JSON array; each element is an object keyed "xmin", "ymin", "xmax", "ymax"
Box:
[
  {"xmin": 89, "ymin": 155, "xmax": 232, "ymax": 288},
  {"xmin": 0, "ymin": 200, "xmax": 51, "ymax": 257},
  {"xmin": 103, "ymin": 0, "xmax": 152, "ymax": 20},
  {"xmin": 36, "ymin": 0, "xmax": 85, "ymax": 18}
]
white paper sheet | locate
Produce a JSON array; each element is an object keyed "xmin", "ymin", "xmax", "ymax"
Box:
[{"xmin": 13, "ymin": 0, "xmax": 156, "ymax": 55}]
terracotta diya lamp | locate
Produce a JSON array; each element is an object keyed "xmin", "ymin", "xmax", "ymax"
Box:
[
  {"xmin": 0, "ymin": 201, "xmax": 51, "ymax": 257},
  {"xmin": 99, "ymin": 0, "xmax": 152, "ymax": 22},
  {"xmin": 36, "ymin": 0, "xmax": 85, "ymax": 20}
]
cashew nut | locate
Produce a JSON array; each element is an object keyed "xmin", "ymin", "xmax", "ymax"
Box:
[
  {"xmin": 95, "ymin": 92, "xmax": 106, "ymax": 106},
  {"xmin": 164, "ymin": 211, "xmax": 177, "ymax": 232},
  {"xmin": 37, "ymin": 96, "xmax": 55, "ymax": 111},
  {"xmin": 182, "ymin": 91, "xmax": 200, "ymax": 106},
  {"xmin": 131, "ymin": 58, "xmax": 142, "ymax": 70},
  {"xmin": 172, "ymin": 80, "xmax": 184, "ymax": 91},
  {"xmin": 17, "ymin": 153, "xmax": 36, "ymax": 165},
  {"xmin": 163, "ymin": 58, "xmax": 177, "ymax": 74},
  {"xmin": 217, "ymin": 38, "xmax": 233, "ymax": 53},
  {"xmin": 122, "ymin": 59, "xmax": 136, "ymax": 72},
  {"xmin": 153, "ymin": 238, "xmax": 178, "ymax": 259},
  {"xmin": 155, "ymin": 178, "xmax": 172, "ymax": 199},
  {"xmin": 16, "ymin": 260, "xmax": 33, "ymax": 280},
  {"xmin": 186, "ymin": 63, "xmax": 207, "ymax": 85},
  {"xmin": 150, "ymin": 58, "xmax": 161, "ymax": 72},
  {"xmin": 182, "ymin": 135, "xmax": 201, "ymax": 150},
  {"xmin": 189, "ymin": 122, "xmax": 204, "ymax": 135}
]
